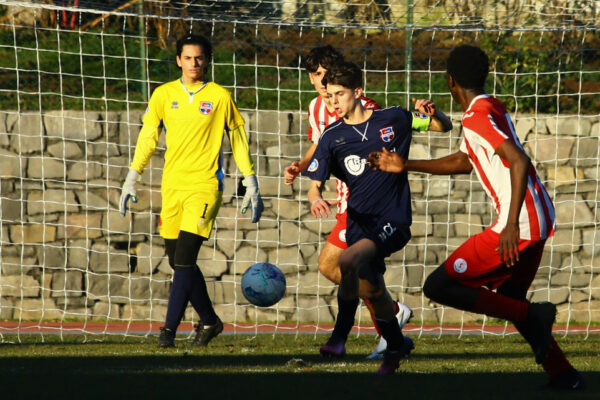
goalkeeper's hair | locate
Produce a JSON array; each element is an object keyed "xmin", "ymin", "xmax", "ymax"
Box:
[
  {"xmin": 304, "ymin": 45, "xmax": 344, "ymax": 73},
  {"xmin": 322, "ymin": 61, "xmax": 362, "ymax": 90},
  {"xmin": 447, "ymin": 45, "xmax": 489, "ymax": 89},
  {"xmin": 176, "ymin": 34, "xmax": 213, "ymax": 61}
]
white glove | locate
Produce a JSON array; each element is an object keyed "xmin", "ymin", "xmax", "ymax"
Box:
[
  {"xmin": 119, "ymin": 169, "xmax": 140, "ymax": 216},
  {"xmin": 241, "ymin": 175, "xmax": 264, "ymax": 223}
]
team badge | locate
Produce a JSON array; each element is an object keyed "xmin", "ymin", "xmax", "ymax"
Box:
[
  {"xmin": 379, "ymin": 126, "xmax": 395, "ymax": 142},
  {"xmin": 307, "ymin": 159, "xmax": 319, "ymax": 172},
  {"xmin": 200, "ymin": 102, "xmax": 213, "ymax": 115},
  {"xmin": 454, "ymin": 258, "xmax": 468, "ymax": 274}
]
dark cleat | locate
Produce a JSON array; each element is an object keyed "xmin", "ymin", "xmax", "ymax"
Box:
[
  {"xmin": 377, "ymin": 336, "xmax": 413, "ymax": 375},
  {"xmin": 547, "ymin": 368, "xmax": 586, "ymax": 391},
  {"xmin": 528, "ymin": 302, "xmax": 556, "ymax": 364},
  {"xmin": 158, "ymin": 327, "xmax": 175, "ymax": 348},
  {"xmin": 319, "ymin": 338, "xmax": 346, "ymax": 358},
  {"xmin": 192, "ymin": 318, "xmax": 223, "ymax": 347}
]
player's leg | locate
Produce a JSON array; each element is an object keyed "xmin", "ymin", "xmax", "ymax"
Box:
[
  {"xmin": 423, "ymin": 231, "xmax": 556, "ymax": 362},
  {"xmin": 159, "ymin": 230, "xmax": 204, "ymax": 347},
  {"xmin": 180, "ymin": 190, "xmax": 224, "ymax": 346},
  {"xmin": 318, "ymin": 242, "xmax": 343, "ymax": 284},
  {"xmin": 319, "ymin": 238, "xmax": 375, "ymax": 357},
  {"xmin": 496, "ymin": 245, "xmax": 584, "ymax": 390}
]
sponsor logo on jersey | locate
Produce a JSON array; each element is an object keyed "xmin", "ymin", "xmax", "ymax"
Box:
[
  {"xmin": 171, "ymin": 101, "xmax": 179, "ymax": 109},
  {"xmin": 413, "ymin": 111, "xmax": 428, "ymax": 119},
  {"xmin": 344, "ymin": 155, "xmax": 366, "ymax": 176},
  {"xmin": 307, "ymin": 159, "xmax": 319, "ymax": 172},
  {"xmin": 379, "ymin": 126, "xmax": 395, "ymax": 142},
  {"xmin": 454, "ymin": 258, "xmax": 468, "ymax": 273},
  {"xmin": 378, "ymin": 222, "xmax": 397, "ymax": 242},
  {"xmin": 200, "ymin": 102, "xmax": 213, "ymax": 115}
]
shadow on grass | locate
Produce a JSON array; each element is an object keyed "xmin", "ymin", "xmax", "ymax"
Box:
[{"xmin": 0, "ymin": 354, "xmax": 597, "ymax": 400}]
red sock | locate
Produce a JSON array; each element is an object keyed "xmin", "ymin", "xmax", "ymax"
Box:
[
  {"xmin": 542, "ymin": 338, "xmax": 573, "ymax": 379},
  {"xmin": 364, "ymin": 299, "xmax": 382, "ymax": 336},
  {"xmin": 473, "ymin": 288, "xmax": 529, "ymax": 322}
]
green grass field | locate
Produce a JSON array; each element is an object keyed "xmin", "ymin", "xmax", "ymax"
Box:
[{"xmin": 1, "ymin": 334, "xmax": 598, "ymax": 399}]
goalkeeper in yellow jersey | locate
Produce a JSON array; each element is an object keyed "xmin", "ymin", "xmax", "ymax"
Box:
[{"xmin": 119, "ymin": 34, "xmax": 263, "ymax": 348}]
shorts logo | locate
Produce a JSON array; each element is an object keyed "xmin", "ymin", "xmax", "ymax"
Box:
[
  {"xmin": 344, "ymin": 155, "xmax": 366, "ymax": 176},
  {"xmin": 200, "ymin": 102, "xmax": 213, "ymax": 115},
  {"xmin": 307, "ymin": 159, "xmax": 319, "ymax": 172},
  {"xmin": 378, "ymin": 222, "xmax": 397, "ymax": 242},
  {"xmin": 454, "ymin": 258, "xmax": 468, "ymax": 274},
  {"xmin": 379, "ymin": 126, "xmax": 395, "ymax": 142},
  {"xmin": 339, "ymin": 229, "xmax": 346, "ymax": 243}
]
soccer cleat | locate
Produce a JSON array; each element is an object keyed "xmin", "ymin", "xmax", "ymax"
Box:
[
  {"xmin": 319, "ymin": 337, "xmax": 346, "ymax": 358},
  {"xmin": 192, "ymin": 317, "xmax": 224, "ymax": 347},
  {"xmin": 366, "ymin": 302, "xmax": 413, "ymax": 360},
  {"xmin": 546, "ymin": 368, "xmax": 586, "ymax": 391},
  {"xmin": 527, "ymin": 302, "xmax": 556, "ymax": 364},
  {"xmin": 376, "ymin": 337, "xmax": 414, "ymax": 375},
  {"xmin": 157, "ymin": 327, "xmax": 176, "ymax": 348}
]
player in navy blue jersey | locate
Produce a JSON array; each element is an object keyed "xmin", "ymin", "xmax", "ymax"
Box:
[{"xmin": 307, "ymin": 61, "xmax": 452, "ymax": 374}]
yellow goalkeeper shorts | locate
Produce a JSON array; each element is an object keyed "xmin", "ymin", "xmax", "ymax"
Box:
[{"xmin": 159, "ymin": 187, "xmax": 223, "ymax": 239}]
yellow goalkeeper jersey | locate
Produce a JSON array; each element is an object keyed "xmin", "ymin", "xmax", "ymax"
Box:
[{"xmin": 130, "ymin": 79, "xmax": 255, "ymax": 191}]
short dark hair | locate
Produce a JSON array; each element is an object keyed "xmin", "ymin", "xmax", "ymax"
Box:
[
  {"xmin": 322, "ymin": 61, "xmax": 362, "ymax": 90},
  {"xmin": 447, "ymin": 45, "xmax": 489, "ymax": 89},
  {"xmin": 176, "ymin": 34, "xmax": 212, "ymax": 61},
  {"xmin": 304, "ymin": 45, "xmax": 344, "ymax": 73}
]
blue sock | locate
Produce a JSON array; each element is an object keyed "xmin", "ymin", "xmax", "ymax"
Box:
[
  {"xmin": 164, "ymin": 268, "xmax": 194, "ymax": 331},
  {"xmin": 189, "ymin": 265, "xmax": 218, "ymax": 325}
]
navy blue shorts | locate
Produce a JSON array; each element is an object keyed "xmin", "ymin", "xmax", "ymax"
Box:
[{"xmin": 346, "ymin": 216, "xmax": 411, "ymax": 276}]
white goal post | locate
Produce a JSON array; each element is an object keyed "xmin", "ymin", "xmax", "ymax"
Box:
[{"xmin": 0, "ymin": 0, "xmax": 599, "ymax": 341}]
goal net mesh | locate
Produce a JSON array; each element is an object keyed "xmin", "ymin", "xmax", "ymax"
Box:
[{"xmin": 0, "ymin": 0, "xmax": 598, "ymax": 341}]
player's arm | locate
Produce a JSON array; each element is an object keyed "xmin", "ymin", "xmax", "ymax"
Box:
[
  {"xmin": 120, "ymin": 91, "xmax": 163, "ymax": 216},
  {"xmin": 308, "ymin": 180, "xmax": 331, "ymax": 218},
  {"xmin": 495, "ymin": 140, "xmax": 531, "ymax": 267},
  {"xmin": 228, "ymin": 123, "xmax": 264, "ymax": 223},
  {"xmin": 412, "ymin": 98, "xmax": 452, "ymax": 132},
  {"xmin": 284, "ymin": 142, "xmax": 318, "ymax": 185},
  {"xmin": 368, "ymin": 149, "xmax": 472, "ymax": 175}
]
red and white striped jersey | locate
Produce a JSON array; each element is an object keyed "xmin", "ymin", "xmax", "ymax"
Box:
[
  {"xmin": 307, "ymin": 95, "xmax": 379, "ymax": 214},
  {"xmin": 459, "ymin": 95, "xmax": 555, "ymax": 240}
]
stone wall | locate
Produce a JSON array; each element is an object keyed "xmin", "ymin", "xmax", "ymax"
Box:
[{"xmin": 0, "ymin": 109, "xmax": 599, "ymax": 327}]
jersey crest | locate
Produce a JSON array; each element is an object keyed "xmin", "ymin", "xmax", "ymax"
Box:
[
  {"xmin": 379, "ymin": 126, "xmax": 395, "ymax": 142},
  {"xmin": 200, "ymin": 102, "xmax": 213, "ymax": 115},
  {"xmin": 307, "ymin": 159, "xmax": 319, "ymax": 172}
]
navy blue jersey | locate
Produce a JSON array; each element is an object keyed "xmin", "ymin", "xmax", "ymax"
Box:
[{"xmin": 307, "ymin": 106, "xmax": 427, "ymax": 227}]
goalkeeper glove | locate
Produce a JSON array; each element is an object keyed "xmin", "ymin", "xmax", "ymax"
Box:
[
  {"xmin": 241, "ymin": 174, "xmax": 264, "ymax": 223},
  {"xmin": 119, "ymin": 169, "xmax": 140, "ymax": 216}
]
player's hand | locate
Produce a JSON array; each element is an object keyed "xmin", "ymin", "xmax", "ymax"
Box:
[
  {"xmin": 310, "ymin": 198, "xmax": 332, "ymax": 218},
  {"xmin": 241, "ymin": 174, "xmax": 264, "ymax": 223},
  {"xmin": 284, "ymin": 161, "xmax": 301, "ymax": 185},
  {"xmin": 119, "ymin": 169, "xmax": 140, "ymax": 216},
  {"xmin": 498, "ymin": 223, "xmax": 520, "ymax": 267},
  {"xmin": 412, "ymin": 98, "xmax": 436, "ymax": 116},
  {"xmin": 367, "ymin": 147, "xmax": 406, "ymax": 173}
]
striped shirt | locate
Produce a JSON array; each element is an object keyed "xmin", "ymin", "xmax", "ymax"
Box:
[
  {"xmin": 307, "ymin": 95, "xmax": 379, "ymax": 214},
  {"xmin": 459, "ymin": 95, "xmax": 555, "ymax": 240}
]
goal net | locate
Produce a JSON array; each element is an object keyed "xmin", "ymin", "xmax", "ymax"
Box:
[{"xmin": 0, "ymin": 0, "xmax": 598, "ymax": 341}]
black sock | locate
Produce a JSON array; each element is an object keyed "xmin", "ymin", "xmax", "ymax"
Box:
[
  {"xmin": 331, "ymin": 295, "xmax": 359, "ymax": 342},
  {"xmin": 189, "ymin": 265, "xmax": 218, "ymax": 326},
  {"xmin": 376, "ymin": 316, "xmax": 404, "ymax": 351},
  {"xmin": 164, "ymin": 268, "xmax": 194, "ymax": 331}
]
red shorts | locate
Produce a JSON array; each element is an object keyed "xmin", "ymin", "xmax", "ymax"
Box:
[
  {"xmin": 444, "ymin": 227, "xmax": 546, "ymax": 290},
  {"xmin": 326, "ymin": 211, "xmax": 348, "ymax": 249}
]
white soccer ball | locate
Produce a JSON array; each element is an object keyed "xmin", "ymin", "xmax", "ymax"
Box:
[{"xmin": 241, "ymin": 262, "xmax": 286, "ymax": 307}]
